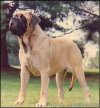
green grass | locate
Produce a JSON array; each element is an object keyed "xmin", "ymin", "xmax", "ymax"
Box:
[{"xmin": 1, "ymin": 72, "xmax": 99, "ymax": 107}]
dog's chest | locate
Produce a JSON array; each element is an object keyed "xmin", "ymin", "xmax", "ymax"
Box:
[
  {"xmin": 27, "ymin": 51, "xmax": 43, "ymax": 76},
  {"xmin": 19, "ymin": 49, "xmax": 50, "ymax": 76},
  {"xmin": 19, "ymin": 50, "xmax": 41, "ymax": 76}
]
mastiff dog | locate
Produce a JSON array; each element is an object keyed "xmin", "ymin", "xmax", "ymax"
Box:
[{"xmin": 9, "ymin": 10, "xmax": 90, "ymax": 107}]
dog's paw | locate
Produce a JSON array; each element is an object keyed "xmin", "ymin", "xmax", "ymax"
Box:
[
  {"xmin": 14, "ymin": 97, "xmax": 24, "ymax": 105},
  {"xmin": 35, "ymin": 102, "xmax": 46, "ymax": 107},
  {"xmin": 85, "ymin": 99, "xmax": 90, "ymax": 105},
  {"xmin": 58, "ymin": 98, "xmax": 64, "ymax": 103},
  {"xmin": 85, "ymin": 94, "xmax": 91, "ymax": 105}
]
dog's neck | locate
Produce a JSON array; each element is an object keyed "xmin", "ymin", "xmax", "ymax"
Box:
[{"xmin": 18, "ymin": 24, "xmax": 48, "ymax": 53}]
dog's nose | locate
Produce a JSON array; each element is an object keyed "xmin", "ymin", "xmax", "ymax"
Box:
[
  {"xmin": 10, "ymin": 22, "xmax": 15, "ymax": 26},
  {"xmin": 11, "ymin": 22, "xmax": 15, "ymax": 28},
  {"xmin": 9, "ymin": 20, "xmax": 16, "ymax": 29}
]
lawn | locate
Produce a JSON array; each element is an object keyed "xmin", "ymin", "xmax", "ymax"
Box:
[{"xmin": 1, "ymin": 71, "xmax": 99, "ymax": 107}]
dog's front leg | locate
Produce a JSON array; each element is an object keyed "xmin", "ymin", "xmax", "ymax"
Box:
[
  {"xmin": 35, "ymin": 69, "xmax": 50, "ymax": 107},
  {"xmin": 14, "ymin": 66, "xmax": 30, "ymax": 105}
]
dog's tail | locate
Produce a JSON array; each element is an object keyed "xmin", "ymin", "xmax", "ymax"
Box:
[{"xmin": 69, "ymin": 74, "xmax": 76, "ymax": 91}]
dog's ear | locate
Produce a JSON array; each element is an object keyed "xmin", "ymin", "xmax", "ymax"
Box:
[{"xmin": 30, "ymin": 13, "xmax": 41, "ymax": 27}]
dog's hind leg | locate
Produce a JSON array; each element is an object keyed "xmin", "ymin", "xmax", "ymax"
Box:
[
  {"xmin": 72, "ymin": 66, "xmax": 90, "ymax": 104},
  {"xmin": 56, "ymin": 69, "xmax": 67, "ymax": 102}
]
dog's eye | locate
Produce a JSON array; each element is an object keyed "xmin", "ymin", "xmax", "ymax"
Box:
[
  {"xmin": 20, "ymin": 14, "xmax": 27, "ymax": 24},
  {"xmin": 20, "ymin": 14, "xmax": 24, "ymax": 19}
]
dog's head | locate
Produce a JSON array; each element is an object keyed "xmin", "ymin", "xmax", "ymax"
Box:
[{"xmin": 9, "ymin": 10, "xmax": 40, "ymax": 37}]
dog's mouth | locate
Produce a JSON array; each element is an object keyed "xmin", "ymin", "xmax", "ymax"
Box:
[{"xmin": 9, "ymin": 15, "xmax": 27, "ymax": 37}]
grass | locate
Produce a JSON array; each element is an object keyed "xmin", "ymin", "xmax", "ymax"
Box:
[{"xmin": 1, "ymin": 71, "xmax": 99, "ymax": 107}]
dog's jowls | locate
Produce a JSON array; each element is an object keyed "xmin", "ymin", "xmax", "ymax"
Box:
[{"xmin": 9, "ymin": 10, "xmax": 90, "ymax": 107}]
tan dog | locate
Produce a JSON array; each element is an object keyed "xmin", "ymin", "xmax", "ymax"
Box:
[{"xmin": 9, "ymin": 10, "xmax": 90, "ymax": 107}]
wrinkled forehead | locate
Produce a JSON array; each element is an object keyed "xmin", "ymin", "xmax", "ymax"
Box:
[{"xmin": 13, "ymin": 10, "xmax": 34, "ymax": 19}]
